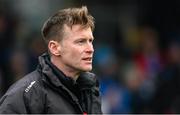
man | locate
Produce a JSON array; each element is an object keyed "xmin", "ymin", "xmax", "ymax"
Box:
[{"xmin": 0, "ymin": 6, "xmax": 102, "ymax": 114}]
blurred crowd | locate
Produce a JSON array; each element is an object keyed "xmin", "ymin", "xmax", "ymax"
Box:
[
  {"xmin": 0, "ymin": 0, "xmax": 180, "ymax": 114},
  {"xmin": 95, "ymin": 27, "xmax": 180, "ymax": 113}
]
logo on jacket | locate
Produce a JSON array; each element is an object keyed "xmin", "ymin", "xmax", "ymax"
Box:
[{"xmin": 25, "ymin": 81, "xmax": 36, "ymax": 92}]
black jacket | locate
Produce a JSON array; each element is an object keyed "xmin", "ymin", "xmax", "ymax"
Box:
[{"xmin": 0, "ymin": 53, "xmax": 102, "ymax": 114}]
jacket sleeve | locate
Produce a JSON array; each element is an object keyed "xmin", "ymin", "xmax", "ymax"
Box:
[
  {"xmin": 23, "ymin": 81, "xmax": 46, "ymax": 113},
  {"xmin": 0, "ymin": 88, "xmax": 28, "ymax": 113},
  {"xmin": 0, "ymin": 81, "xmax": 45, "ymax": 114}
]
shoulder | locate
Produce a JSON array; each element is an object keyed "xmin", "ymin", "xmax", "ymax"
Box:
[
  {"xmin": 0, "ymin": 70, "xmax": 45, "ymax": 104},
  {"xmin": 5, "ymin": 70, "xmax": 42, "ymax": 94},
  {"xmin": 0, "ymin": 70, "xmax": 46, "ymax": 113}
]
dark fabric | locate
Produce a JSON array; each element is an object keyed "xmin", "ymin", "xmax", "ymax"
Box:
[
  {"xmin": 0, "ymin": 53, "xmax": 102, "ymax": 114},
  {"xmin": 44, "ymin": 55, "xmax": 78, "ymax": 96}
]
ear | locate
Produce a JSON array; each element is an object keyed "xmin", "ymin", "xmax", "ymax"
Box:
[{"xmin": 48, "ymin": 40, "xmax": 61, "ymax": 56}]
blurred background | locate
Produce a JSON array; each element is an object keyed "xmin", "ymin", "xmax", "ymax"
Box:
[{"xmin": 0, "ymin": 0, "xmax": 180, "ymax": 113}]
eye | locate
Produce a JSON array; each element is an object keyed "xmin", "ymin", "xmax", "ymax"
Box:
[
  {"xmin": 89, "ymin": 39, "xmax": 94, "ymax": 43},
  {"xmin": 76, "ymin": 39, "xmax": 86, "ymax": 44},
  {"xmin": 78, "ymin": 40, "xmax": 85, "ymax": 43}
]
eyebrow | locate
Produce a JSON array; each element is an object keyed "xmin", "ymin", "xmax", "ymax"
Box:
[{"xmin": 78, "ymin": 37, "xmax": 94, "ymax": 40}]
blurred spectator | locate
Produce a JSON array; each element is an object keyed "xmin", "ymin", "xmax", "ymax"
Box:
[
  {"xmin": 121, "ymin": 61, "xmax": 144, "ymax": 113},
  {"xmin": 101, "ymin": 81, "xmax": 131, "ymax": 114},
  {"xmin": 132, "ymin": 26, "xmax": 164, "ymax": 113},
  {"xmin": 152, "ymin": 40, "xmax": 180, "ymax": 113},
  {"xmin": 94, "ymin": 44, "xmax": 132, "ymax": 113},
  {"xmin": 134, "ymin": 26, "xmax": 164, "ymax": 79},
  {"xmin": 122, "ymin": 62, "xmax": 144, "ymax": 93}
]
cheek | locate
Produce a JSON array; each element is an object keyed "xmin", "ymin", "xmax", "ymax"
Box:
[{"xmin": 63, "ymin": 47, "xmax": 82, "ymax": 60}]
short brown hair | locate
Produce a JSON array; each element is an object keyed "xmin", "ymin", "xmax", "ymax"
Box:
[{"xmin": 41, "ymin": 6, "xmax": 95, "ymax": 44}]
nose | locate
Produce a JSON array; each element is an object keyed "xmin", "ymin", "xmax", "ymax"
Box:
[{"xmin": 85, "ymin": 42, "xmax": 94, "ymax": 54}]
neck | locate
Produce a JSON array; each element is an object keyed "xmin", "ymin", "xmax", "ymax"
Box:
[{"xmin": 50, "ymin": 56, "xmax": 80, "ymax": 80}]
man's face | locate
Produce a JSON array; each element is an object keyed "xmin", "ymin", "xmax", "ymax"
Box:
[{"xmin": 58, "ymin": 24, "xmax": 94, "ymax": 73}]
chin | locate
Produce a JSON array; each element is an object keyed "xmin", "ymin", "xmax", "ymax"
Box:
[{"xmin": 81, "ymin": 66, "xmax": 92, "ymax": 72}]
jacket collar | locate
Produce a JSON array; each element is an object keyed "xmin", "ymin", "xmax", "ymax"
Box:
[
  {"xmin": 38, "ymin": 53, "xmax": 97, "ymax": 89},
  {"xmin": 38, "ymin": 53, "xmax": 81, "ymax": 102},
  {"xmin": 38, "ymin": 53, "xmax": 63, "ymax": 87},
  {"xmin": 38, "ymin": 53, "xmax": 79, "ymax": 87}
]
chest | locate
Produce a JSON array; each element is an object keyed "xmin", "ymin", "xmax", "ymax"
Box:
[{"xmin": 44, "ymin": 89, "xmax": 78, "ymax": 114}]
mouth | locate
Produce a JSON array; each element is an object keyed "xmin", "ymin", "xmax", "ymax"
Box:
[{"xmin": 82, "ymin": 57, "xmax": 92, "ymax": 62}]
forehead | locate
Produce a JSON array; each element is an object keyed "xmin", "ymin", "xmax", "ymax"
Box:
[{"xmin": 63, "ymin": 24, "xmax": 93, "ymax": 39}]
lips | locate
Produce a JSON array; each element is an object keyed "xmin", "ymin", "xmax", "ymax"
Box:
[{"xmin": 82, "ymin": 57, "xmax": 92, "ymax": 61}]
